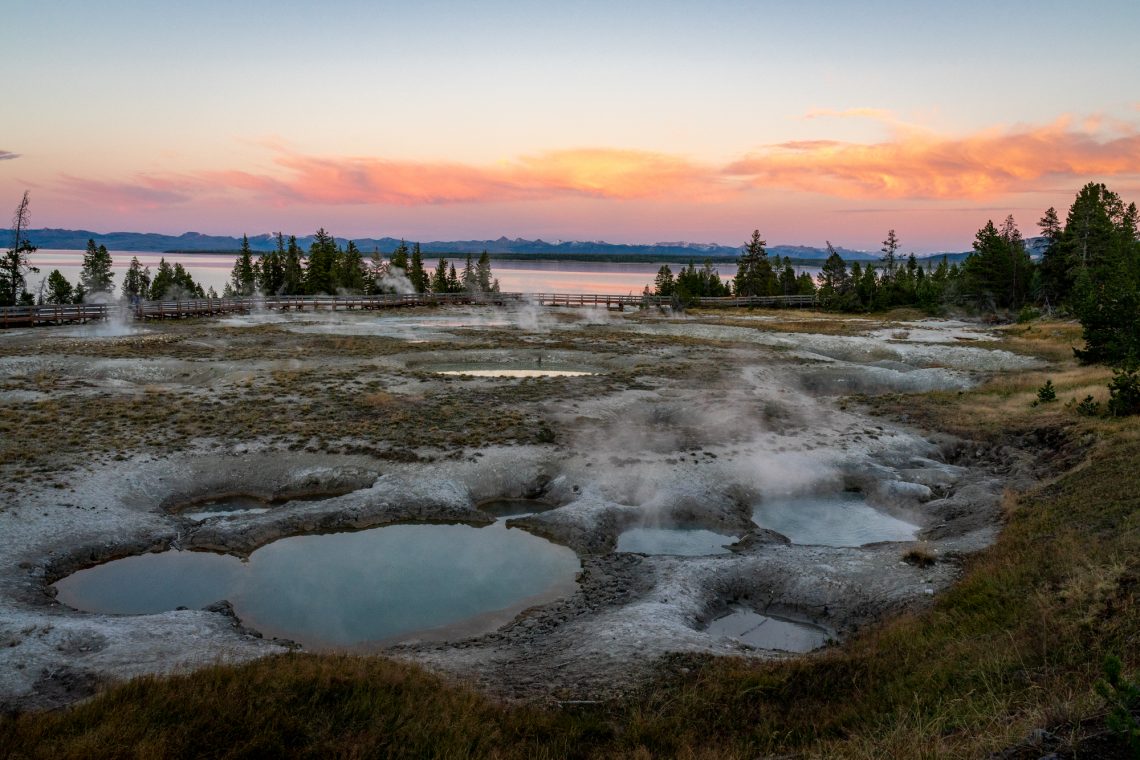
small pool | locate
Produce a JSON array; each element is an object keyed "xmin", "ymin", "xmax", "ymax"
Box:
[
  {"xmin": 478, "ymin": 499, "xmax": 555, "ymax": 520},
  {"xmin": 706, "ymin": 608, "xmax": 829, "ymax": 652},
  {"xmin": 432, "ymin": 363, "xmax": 595, "ymax": 378},
  {"xmin": 53, "ymin": 522, "xmax": 580, "ymax": 649},
  {"xmin": 752, "ymin": 492, "xmax": 918, "ymax": 547},
  {"xmin": 615, "ymin": 527, "xmax": 739, "ymax": 556},
  {"xmin": 180, "ymin": 496, "xmax": 272, "ymax": 522}
]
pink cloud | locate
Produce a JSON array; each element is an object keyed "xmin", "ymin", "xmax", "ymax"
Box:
[
  {"xmin": 50, "ymin": 115, "xmax": 1140, "ymax": 212},
  {"xmin": 726, "ymin": 117, "xmax": 1140, "ymax": 199}
]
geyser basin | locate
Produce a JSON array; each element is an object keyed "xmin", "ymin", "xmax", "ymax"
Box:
[
  {"xmin": 616, "ymin": 527, "xmax": 740, "ymax": 556},
  {"xmin": 753, "ymin": 492, "xmax": 918, "ymax": 547},
  {"xmin": 706, "ymin": 608, "xmax": 830, "ymax": 652},
  {"xmin": 432, "ymin": 363, "xmax": 595, "ymax": 378},
  {"xmin": 53, "ymin": 522, "xmax": 580, "ymax": 649}
]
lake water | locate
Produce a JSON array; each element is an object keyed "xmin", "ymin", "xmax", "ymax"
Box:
[
  {"xmin": 53, "ymin": 522, "xmax": 580, "ymax": 649},
  {"xmin": 28, "ymin": 250, "xmax": 819, "ymax": 296}
]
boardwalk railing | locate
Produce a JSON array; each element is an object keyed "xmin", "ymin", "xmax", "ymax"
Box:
[
  {"xmin": 3, "ymin": 291, "xmax": 817, "ymax": 327},
  {"xmin": 0, "ymin": 303, "xmax": 109, "ymax": 328}
]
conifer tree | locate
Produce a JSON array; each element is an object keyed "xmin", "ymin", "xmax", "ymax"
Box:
[
  {"xmin": 476, "ymin": 250, "xmax": 494, "ymax": 291},
  {"xmin": 431, "ymin": 256, "xmax": 450, "ymax": 293},
  {"xmin": 79, "ymin": 238, "xmax": 115, "ymax": 296},
  {"xmin": 461, "ymin": 253, "xmax": 476, "ymax": 290},
  {"xmin": 229, "ymin": 234, "xmax": 257, "ymax": 296},
  {"xmin": 44, "ymin": 270, "xmax": 74, "ymax": 305},
  {"xmin": 409, "ymin": 243, "xmax": 428, "ymax": 293},
  {"xmin": 283, "ymin": 235, "xmax": 304, "ymax": 295},
  {"xmin": 122, "ymin": 257, "xmax": 151, "ymax": 302},
  {"xmin": 654, "ymin": 264, "xmax": 675, "ymax": 297},
  {"xmin": 734, "ymin": 230, "xmax": 777, "ymax": 296},
  {"xmin": 305, "ymin": 228, "xmax": 337, "ymax": 294},
  {"xmin": 337, "ymin": 240, "xmax": 367, "ymax": 293},
  {"xmin": 390, "ymin": 240, "xmax": 410, "ymax": 272},
  {"xmin": 2, "ymin": 190, "xmax": 38, "ymax": 307}
]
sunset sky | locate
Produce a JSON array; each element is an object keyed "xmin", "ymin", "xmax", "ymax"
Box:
[{"xmin": 4, "ymin": 0, "xmax": 1140, "ymax": 252}]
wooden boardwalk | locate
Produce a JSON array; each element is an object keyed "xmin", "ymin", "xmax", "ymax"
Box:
[
  {"xmin": 0, "ymin": 303, "xmax": 109, "ymax": 328},
  {"xmin": 2, "ymin": 292, "xmax": 816, "ymax": 327}
]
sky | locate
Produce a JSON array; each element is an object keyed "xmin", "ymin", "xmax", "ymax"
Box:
[{"xmin": 3, "ymin": 0, "xmax": 1140, "ymax": 252}]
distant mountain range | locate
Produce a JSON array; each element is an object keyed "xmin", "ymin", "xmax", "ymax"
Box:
[{"xmin": 14, "ymin": 228, "xmax": 1050, "ymax": 264}]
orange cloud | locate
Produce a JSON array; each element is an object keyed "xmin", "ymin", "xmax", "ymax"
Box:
[
  {"xmin": 727, "ymin": 117, "xmax": 1140, "ymax": 199},
  {"xmin": 53, "ymin": 116, "xmax": 1140, "ymax": 210},
  {"xmin": 199, "ymin": 148, "xmax": 731, "ymax": 206}
]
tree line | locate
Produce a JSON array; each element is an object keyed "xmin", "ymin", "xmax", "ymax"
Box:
[
  {"xmin": 647, "ymin": 182, "xmax": 1139, "ymax": 368},
  {"xmin": 222, "ymin": 230, "xmax": 500, "ymax": 298}
]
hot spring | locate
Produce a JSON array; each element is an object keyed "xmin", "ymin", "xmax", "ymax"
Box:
[
  {"xmin": 752, "ymin": 492, "xmax": 919, "ymax": 547},
  {"xmin": 53, "ymin": 522, "xmax": 580, "ymax": 649}
]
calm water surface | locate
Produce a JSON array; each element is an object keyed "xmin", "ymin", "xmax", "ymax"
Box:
[
  {"xmin": 753, "ymin": 493, "xmax": 918, "ymax": 547},
  {"xmin": 29, "ymin": 250, "xmax": 818, "ymax": 296},
  {"xmin": 53, "ymin": 522, "xmax": 580, "ymax": 649}
]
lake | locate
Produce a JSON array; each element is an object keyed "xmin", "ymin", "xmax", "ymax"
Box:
[{"xmin": 27, "ymin": 250, "xmax": 820, "ymax": 296}]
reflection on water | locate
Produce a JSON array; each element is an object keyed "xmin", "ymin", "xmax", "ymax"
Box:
[
  {"xmin": 615, "ymin": 527, "xmax": 739, "ymax": 555},
  {"xmin": 706, "ymin": 607, "xmax": 829, "ymax": 652},
  {"xmin": 53, "ymin": 522, "xmax": 580, "ymax": 648},
  {"xmin": 752, "ymin": 492, "xmax": 918, "ymax": 547},
  {"xmin": 30, "ymin": 250, "xmax": 793, "ymax": 296},
  {"xmin": 437, "ymin": 367, "xmax": 594, "ymax": 377}
]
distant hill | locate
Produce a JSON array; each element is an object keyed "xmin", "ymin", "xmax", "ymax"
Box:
[
  {"xmin": 19, "ymin": 228, "xmax": 880, "ymax": 262},
  {"xmin": 15, "ymin": 228, "xmax": 1048, "ymax": 265}
]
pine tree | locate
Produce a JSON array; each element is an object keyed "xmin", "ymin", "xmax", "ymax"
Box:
[
  {"xmin": 258, "ymin": 233, "xmax": 286, "ymax": 295},
  {"xmin": 390, "ymin": 240, "xmax": 410, "ymax": 272},
  {"xmin": 122, "ymin": 257, "xmax": 151, "ymax": 302},
  {"xmin": 337, "ymin": 241, "xmax": 367, "ymax": 293},
  {"xmin": 78, "ymin": 238, "xmax": 115, "ymax": 296},
  {"xmin": 880, "ymin": 229, "xmax": 901, "ymax": 277},
  {"xmin": 461, "ymin": 253, "xmax": 476, "ymax": 291},
  {"xmin": 149, "ymin": 258, "xmax": 176, "ymax": 300},
  {"xmin": 476, "ymin": 250, "xmax": 494, "ymax": 291},
  {"xmin": 430, "ymin": 256, "xmax": 450, "ymax": 293},
  {"xmin": 44, "ymin": 270, "xmax": 74, "ymax": 305},
  {"xmin": 305, "ymin": 228, "xmax": 337, "ymax": 294},
  {"xmin": 447, "ymin": 262, "xmax": 461, "ymax": 293},
  {"xmin": 409, "ymin": 243, "xmax": 428, "ymax": 293},
  {"xmin": 283, "ymin": 235, "xmax": 304, "ymax": 295},
  {"xmin": 2, "ymin": 190, "xmax": 38, "ymax": 307},
  {"xmin": 817, "ymin": 242, "xmax": 851, "ymax": 309},
  {"xmin": 229, "ymin": 234, "xmax": 257, "ymax": 296},
  {"xmin": 654, "ymin": 264, "xmax": 675, "ymax": 297},
  {"xmin": 962, "ymin": 216, "xmax": 1032, "ymax": 310},
  {"xmin": 734, "ymin": 230, "xmax": 777, "ymax": 297}
]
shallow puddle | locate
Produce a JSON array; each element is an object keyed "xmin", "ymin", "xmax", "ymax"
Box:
[
  {"xmin": 478, "ymin": 499, "xmax": 555, "ymax": 520},
  {"xmin": 433, "ymin": 363, "xmax": 595, "ymax": 377},
  {"xmin": 752, "ymin": 492, "xmax": 918, "ymax": 546},
  {"xmin": 615, "ymin": 527, "xmax": 739, "ymax": 556},
  {"xmin": 181, "ymin": 496, "xmax": 272, "ymax": 521},
  {"xmin": 53, "ymin": 522, "xmax": 580, "ymax": 649},
  {"xmin": 706, "ymin": 607, "xmax": 829, "ymax": 652}
]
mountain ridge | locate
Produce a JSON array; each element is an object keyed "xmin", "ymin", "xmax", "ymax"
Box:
[{"xmin": 14, "ymin": 228, "xmax": 1047, "ymax": 263}]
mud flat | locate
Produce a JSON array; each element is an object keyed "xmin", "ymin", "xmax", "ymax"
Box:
[{"xmin": 0, "ymin": 306, "xmax": 1046, "ymax": 708}]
